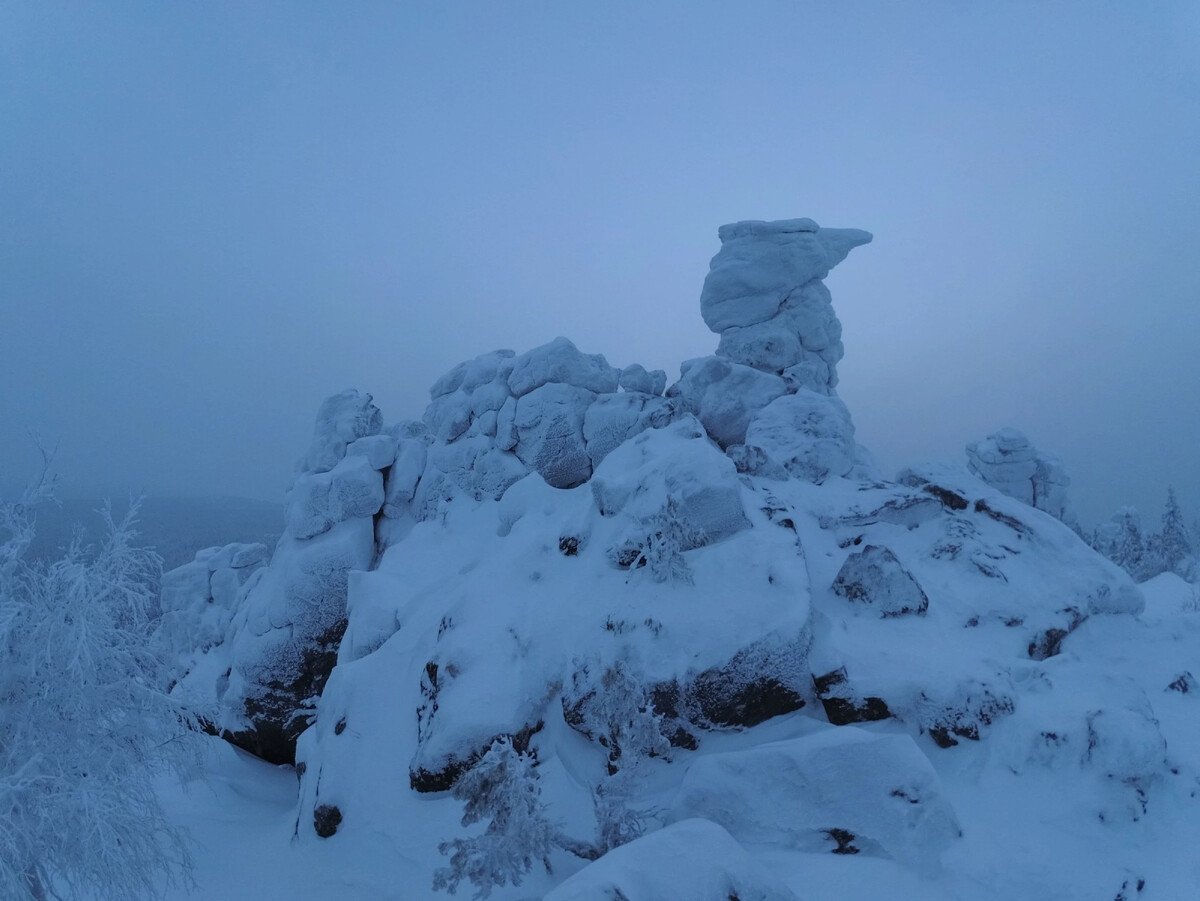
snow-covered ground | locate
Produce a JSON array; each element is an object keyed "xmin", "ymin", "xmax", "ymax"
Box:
[{"xmin": 161, "ymin": 571, "xmax": 1200, "ymax": 900}]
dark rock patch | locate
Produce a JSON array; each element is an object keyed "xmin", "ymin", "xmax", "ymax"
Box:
[
  {"xmin": 973, "ymin": 499, "xmax": 1030, "ymax": 535},
  {"xmin": 409, "ymin": 721, "xmax": 543, "ymax": 794},
  {"xmin": 922, "ymin": 685, "xmax": 1014, "ymax": 748},
  {"xmin": 230, "ymin": 619, "xmax": 347, "ymax": 765},
  {"xmin": 923, "ymin": 484, "xmax": 969, "ymax": 511},
  {"xmin": 813, "ymin": 667, "xmax": 892, "ymax": 725},
  {"xmin": 313, "ymin": 804, "xmax": 342, "ymax": 838},
  {"xmin": 1167, "ymin": 671, "xmax": 1196, "ymax": 694},
  {"xmin": 826, "ymin": 828, "xmax": 860, "ymax": 855}
]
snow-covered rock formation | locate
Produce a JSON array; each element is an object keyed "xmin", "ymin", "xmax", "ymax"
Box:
[
  {"xmin": 171, "ymin": 390, "xmax": 390, "ymax": 762},
  {"xmin": 166, "ymin": 217, "xmax": 1170, "ymax": 899},
  {"xmin": 966, "ymin": 427, "xmax": 1076, "ymax": 526}
]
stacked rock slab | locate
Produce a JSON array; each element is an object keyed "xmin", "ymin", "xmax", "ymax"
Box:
[
  {"xmin": 966, "ymin": 427, "xmax": 1075, "ymax": 525},
  {"xmin": 670, "ymin": 218, "xmax": 872, "ymax": 481},
  {"xmin": 380, "ymin": 339, "xmax": 671, "ymax": 535},
  {"xmin": 155, "ymin": 541, "xmax": 268, "ymax": 680}
]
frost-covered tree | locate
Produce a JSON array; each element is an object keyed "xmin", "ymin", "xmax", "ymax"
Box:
[
  {"xmin": 589, "ymin": 766, "xmax": 656, "ymax": 856},
  {"xmin": 0, "ymin": 485, "xmax": 197, "ymax": 900},
  {"xmin": 433, "ymin": 737, "xmax": 554, "ymax": 899},
  {"xmin": 570, "ymin": 658, "xmax": 672, "ymax": 774},
  {"xmin": 1097, "ymin": 507, "xmax": 1150, "ymax": 580},
  {"xmin": 634, "ymin": 496, "xmax": 703, "ymax": 585},
  {"xmin": 1156, "ymin": 488, "xmax": 1193, "ymax": 575}
]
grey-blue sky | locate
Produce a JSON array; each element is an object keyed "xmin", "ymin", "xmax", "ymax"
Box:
[{"xmin": 1, "ymin": 1, "xmax": 1197, "ymax": 526}]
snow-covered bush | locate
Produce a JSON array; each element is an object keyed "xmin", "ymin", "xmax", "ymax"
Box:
[
  {"xmin": 0, "ymin": 488, "xmax": 198, "ymax": 899},
  {"xmin": 433, "ymin": 737, "xmax": 554, "ymax": 898},
  {"xmin": 632, "ymin": 495, "xmax": 703, "ymax": 584},
  {"xmin": 567, "ymin": 658, "xmax": 672, "ymax": 773}
]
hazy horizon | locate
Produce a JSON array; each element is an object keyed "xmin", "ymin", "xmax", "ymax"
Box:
[{"xmin": 3, "ymin": 2, "xmax": 1198, "ymax": 527}]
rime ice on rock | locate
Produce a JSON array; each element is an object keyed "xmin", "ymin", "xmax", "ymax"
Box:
[
  {"xmin": 966, "ymin": 428, "xmax": 1076, "ymax": 525},
  {"xmin": 173, "ymin": 390, "xmax": 393, "ymax": 764},
  {"xmin": 155, "ymin": 542, "xmax": 268, "ymax": 675},
  {"xmin": 700, "ymin": 218, "xmax": 871, "ymax": 389},
  {"xmin": 670, "ymin": 218, "xmax": 871, "ymax": 454}
]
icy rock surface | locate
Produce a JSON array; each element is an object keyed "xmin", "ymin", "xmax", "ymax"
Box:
[
  {"xmin": 545, "ymin": 818, "xmax": 799, "ymax": 901},
  {"xmin": 171, "ymin": 391, "xmax": 389, "ymax": 763},
  {"xmin": 300, "ymin": 389, "xmax": 384, "ymax": 473},
  {"xmin": 700, "ymin": 219, "xmax": 870, "ymax": 393},
  {"xmin": 156, "ymin": 542, "xmax": 268, "ymax": 677},
  {"xmin": 966, "ymin": 428, "xmax": 1076, "ymax": 525},
  {"xmin": 832, "ymin": 544, "xmax": 929, "ymax": 617},
  {"xmin": 740, "ymin": 390, "xmax": 856, "ymax": 482},
  {"xmin": 672, "ymin": 728, "xmax": 961, "ymax": 869}
]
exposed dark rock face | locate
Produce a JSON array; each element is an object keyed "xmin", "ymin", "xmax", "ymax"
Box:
[
  {"xmin": 812, "ymin": 667, "xmax": 892, "ymax": 725},
  {"xmin": 922, "ymin": 483, "xmax": 969, "ymax": 511},
  {"xmin": 922, "ymin": 684, "xmax": 1015, "ymax": 748},
  {"xmin": 1027, "ymin": 607, "xmax": 1086, "ymax": 661},
  {"xmin": 408, "ymin": 722, "xmax": 543, "ymax": 794},
  {"xmin": 826, "ymin": 828, "xmax": 860, "ymax": 855},
  {"xmin": 1167, "ymin": 672, "xmax": 1196, "ymax": 694},
  {"xmin": 833, "ymin": 545, "xmax": 929, "ymax": 617},
  {"xmin": 692, "ymin": 673, "xmax": 806, "ymax": 728},
  {"xmin": 313, "ymin": 804, "xmax": 342, "ymax": 838},
  {"xmin": 228, "ymin": 619, "xmax": 347, "ymax": 764}
]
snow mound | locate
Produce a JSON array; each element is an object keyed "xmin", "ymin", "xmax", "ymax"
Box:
[
  {"xmin": 545, "ymin": 818, "xmax": 799, "ymax": 901},
  {"xmin": 672, "ymin": 728, "xmax": 961, "ymax": 870}
]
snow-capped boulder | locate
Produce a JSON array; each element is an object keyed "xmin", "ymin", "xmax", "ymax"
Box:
[
  {"xmin": 512, "ymin": 383, "xmax": 596, "ymax": 488},
  {"xmin": 618, "ymin": 363, "xmax": 667, "ymax": 396},
  {"xmin": 590, "ymin": 416, "xmax": 749, "ymax": 544},
  {"xmin": 344, "ymin": 433, "xmax": 397, "ymax": 470},
  {"xmin": 216, "ymin": 517, "xmax": 375, "ymax": 763},
  {"xmin": 300, "ymin": 389, "xmax": 384, "ymax": 474},
  {"xmin": 700, "ymin": 218, "xmax": 870, "ymax": 333},
  {"xmin": 156, "ymin": 541, "xmax": 268, "ymax": 673},
  {"xmin": 170, "ymin": 390, "xmax": 388, "ymax": 764},
  {"xmin": 544, "ymin": 819, "xmax": 799, "ymax": 901},
  {"xmin": 507, "ymin": 337, "xmax": 620, "ymax": 397},
  {"xmin": 667, "ymin": 356, "xmax": 787, "ymax": 448},
  {"xmin": 966, "ymin": 428, "xmax": 1076, "ymax": 525},
  {"xmin": 429, "ymin": 348, "xmax": 515, "ymax": 399},
  {"xmin": 741, "ymin": 390, "xmax": 856, "ymax": 482},
  {"xmin": 285, "ymin": 454, "xmax": 385, "ymax": 540},
  {"xmin": 832, "ymin": 545, "xmax": 929, "ymax": 617},
  {"xmin": 581, "ymin": 391, "xmax": 674, "ymax": 469},
  {"xmin": 672, "ymin": 728, "xmax": 961, "ymax": 870}
]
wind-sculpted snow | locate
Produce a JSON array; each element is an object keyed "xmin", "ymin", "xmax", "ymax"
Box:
[{"xmin": 160, "ymin": 216, "xmax": 1185, "ymax": 899}]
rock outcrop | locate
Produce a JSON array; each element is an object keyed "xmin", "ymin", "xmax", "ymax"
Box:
[
  {"xmin": 162, "ymin": 216, "xmax": 1163, "ymax": 898},
  {"xmin": 172, "ymin": 390, "xmax": 390, "ymax": 764},
  {"xmin": 966, "ymin": 428, "xmax": 1076, "ymax": 526}
]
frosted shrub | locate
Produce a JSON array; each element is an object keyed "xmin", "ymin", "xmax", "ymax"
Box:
[
  {"xmin": 591, "ymin": 767, "xmax": 655, "ymax": 855},
  {"xmin": 573, "ymin": 659, "xmax": 672, "ymax": 773},
  {"xmin": 0, "ymin": 489, "xmax": 198, "ymax": 900},
  {"xmin": 433, "ymin": 737, "xmax": 554, "ymax": 898},
  {"xmin": 633, "ymin": 496, "xmax": 703, "ymax": 585}
]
